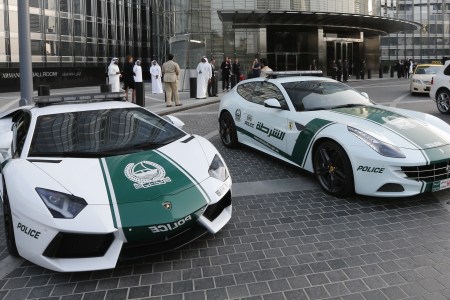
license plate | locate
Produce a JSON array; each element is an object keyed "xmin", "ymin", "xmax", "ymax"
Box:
[{"xmin": 432, "ymin": 179, "xmax": 450, "ymax": 192}]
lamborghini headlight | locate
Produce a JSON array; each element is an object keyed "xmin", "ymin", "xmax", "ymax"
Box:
[
  {"xmin": 35, "ymin": 188, "xmax": 87, "ymax": 219},
  {"xmin": 208, "ymin": 154, "xmax": 229, "ymax": 181},
  {"xmin": 348, "ymin": 126, "xmax": 406, "ymax": 158}
]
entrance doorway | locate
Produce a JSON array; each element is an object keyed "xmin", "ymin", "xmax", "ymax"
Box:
[{"xmin": 327, "ymin": 41, "xmax": 357, "ymax": 75}]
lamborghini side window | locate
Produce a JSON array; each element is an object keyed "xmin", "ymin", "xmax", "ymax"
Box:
[{"xmin": 12, "ymin": 112, "xmax": 31, "ymax": 158}]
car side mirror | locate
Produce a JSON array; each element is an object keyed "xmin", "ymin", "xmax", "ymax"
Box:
[
  {"xmin": 264, "ymin": 98, "xmax": 282, "ymax": 109},
  {"xmin": 164, "ymin": 115, "xmax": 185, "ymax": 129},
  {"xmin": 361, "ymin": 92, "xmax": 369, "ymax": 99}
]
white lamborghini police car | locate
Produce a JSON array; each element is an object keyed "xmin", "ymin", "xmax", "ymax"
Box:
[
  {"xmin": 219, "ymin": 72, "xmax": 450, "ymax": 197},
  {"xmin": 0, "ymin": 93, "xmax": 232, "ymax": 272}
]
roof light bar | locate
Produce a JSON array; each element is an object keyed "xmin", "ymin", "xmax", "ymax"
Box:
[
  {"xmin": 266, "ymin": 70, "xmax": 323, "ymax": 79},
  {"xmin": 34, "ymin": 92, "xmax": 125, "ymax": 106}
]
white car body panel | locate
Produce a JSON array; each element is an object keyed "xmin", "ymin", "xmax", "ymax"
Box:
[{"xmin": 220, "ymin": 76, "xmax": 450, "ymax": 197}]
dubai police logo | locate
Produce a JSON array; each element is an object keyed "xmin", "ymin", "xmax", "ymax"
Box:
[{"xmin": 124, "ymin": 161, "xmax": 171, "ymax": 189}]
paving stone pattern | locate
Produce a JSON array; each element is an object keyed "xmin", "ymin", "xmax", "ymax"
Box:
[{"xmin": 3, "ymin": 107, "xmax": 450, "ymax": 299}]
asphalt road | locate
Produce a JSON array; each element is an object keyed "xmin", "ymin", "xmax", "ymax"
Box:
[{"xmin": 3, "ymin": 78, "xmax": 450, "ymax": 300}]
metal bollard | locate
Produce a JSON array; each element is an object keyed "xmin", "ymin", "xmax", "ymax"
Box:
[
  {"xmin": 367, "ymin": 69, "xmax": 371, "ymax": 79},
  {"xmin": 379, "ymin": 67, "xmax": 383, "ymax": 78}
]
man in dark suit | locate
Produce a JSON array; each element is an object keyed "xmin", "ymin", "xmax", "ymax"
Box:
[{"xmin": 208, "ymin": 58, "xmax": 217, "ymax": 97}]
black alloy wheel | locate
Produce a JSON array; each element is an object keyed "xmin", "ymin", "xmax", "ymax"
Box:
[
  {"xmin": 313, "ymin": 140, "xmax": 354, "ymax": 197},
  {"xmin": 436, "ymin": 89, "xmax": 450, "ymax": 114},
  {"xmin": 219, "ymin": 111, "xmax": 238, "ymax": 148},
  {"xmin": 2, "ymin": 179, "xmax": 19, "ymax": 256}
]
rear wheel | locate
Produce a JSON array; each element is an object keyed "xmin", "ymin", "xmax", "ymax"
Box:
[
  {"xmin": 313, "ymin": 140, "xmax": 354, "ymax": 197},
  {"xmin": 219, "ymin": 111, "xmax": 238, "ymax": 148},
  {"xmin": 436, "ymin": 89, "xmax": 450, "ymax": 114},
  {"xmin": 2, "ymin": 179, "xmax": 18, "ymax": 257}
]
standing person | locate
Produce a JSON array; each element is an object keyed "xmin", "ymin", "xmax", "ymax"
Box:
[
  {"xmin": 162, "ymin": 53, "xmax": 181, "ymax": 107},
  {"xmin": 404, "ymin": 59, "xmax": 411, "ymax": 78},
  {"xmin": 396, "ymin": 60, "xmax": 402, "ymax": 78},
  {"xmin": 331, "ymin": 59, "xmax": 337, "ymax": 80},
  {"xmin": 408, "ymin": 59, "xmax": 414, "ymax": 78},
  {"xmin": 232, "ymin": 58, "xmax": 241, "ymax": 83},
  {"xmin": 208, "ymin": 58, "xmax": 217, "ymax": 97},
  {"xmin": 360, "ymin": 59, "xmax": 366, "ymax": 80},
  {"xmin": 252, "ymin": 58, "xmax": 261, "ymax": 78},
  {"xmin": 123, "ymin": 55, "xmax": 136, "ymax": 103},
  {"xmin": 343, "ymin": 59, "xmax": 349, "ymax": 82},
  {"xmin": 220, "ymin": 56, "xmax": 231, "ymax": 91},
  {"xmin": 149, "ymin": 60, "xmax": 163, "ymax": 94},
  {"xmin": 196, "ymin": 57, "xmax": 212, "ymax": 99},
  {"xmin": 310, "ymin": 59, "xmax": 317, "ymax": 70},
  {"xmin": 336, "ymin": 59, "xmax": 343, "ymax": 82},
  {"xmin": 108, "ymin": 57, "xmax": 121, "ymax": 92},
  {"xmin": 260, "ymin": 58, "xmax": 273, "ymax": 78},
  {"xmin": 133, "ymin": 59, "xmax": 144, "ymax": 105}
]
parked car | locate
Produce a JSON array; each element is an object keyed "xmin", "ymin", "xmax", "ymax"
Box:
[
  {"xmin": 430, "ymin": 60, "xmax": 450, "ymax": 113},
  {"xmin": 219, "ymin": 73, "xmax": 450, "ymax": 197},
  {"xmin": 0, "ymin": 93, "xmax": 232, "ymax": 272},
  {"xmin": 410, "ymin": 63, "xmax": 443, "ymax": 95}
]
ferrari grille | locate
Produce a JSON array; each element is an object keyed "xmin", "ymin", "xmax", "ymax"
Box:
[{"xmin": 401, "ymin": 162, "xmax": 450, "ymax": 182}]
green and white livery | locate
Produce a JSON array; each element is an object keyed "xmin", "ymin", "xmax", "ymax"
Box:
[
  {"xmin": 0, "ymin": 95, "xmax": 232, "ymax": 272},
  {"xmin": 219, "ymin": 74, "xmax": 450, "ymax": 197}
]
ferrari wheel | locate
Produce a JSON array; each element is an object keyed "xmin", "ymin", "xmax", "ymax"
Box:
[
  {"xmin": 313, "ymin": 140, "xmax": 354, "ymax": 197},
  {"xmin": 2, "ymin": 179, "xmax": 18, "ymax": 256},
  {"xmin": 219, "ymin": 111, "xmax": 238, "ymax": 148},
  {"xmin": 436, "ymin": 89, "xmax": 450, "ymax": 114}
]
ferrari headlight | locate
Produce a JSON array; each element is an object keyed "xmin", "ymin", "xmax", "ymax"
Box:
[
  {"xmin": 35, "ymin": 188, "xmax": 87, "ymax": 219},
  {"xmin": 208, "ymin": 154, "xmax": 229, "ymax": 181},
  {"xmin": 348, "ymin": 126, "xmax": 406, "ymax": 158}
]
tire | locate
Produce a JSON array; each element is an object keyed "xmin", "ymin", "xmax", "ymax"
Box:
[
  {"xmin": 2, "ymin": 179, "xmax": 19, "ymax": 257},
  {"xmin": 313, "ymin": 140, "xmax": 354, "ymax": 197},
  {"xmin": 436, "ymin": 89, "xmax": 450, "ymax": 114},
  {"xmin": 219, "ymin": 111, "xmax": 238, "ymax": 148}
]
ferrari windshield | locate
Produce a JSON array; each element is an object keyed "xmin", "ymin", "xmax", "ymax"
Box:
[
  {"xmin": 282, "ymin": 80, "xmax": 372, "ymax": 111},
  {"xmin": 29, "ymin": 108, "xmax": 186, "ymax": 157}
]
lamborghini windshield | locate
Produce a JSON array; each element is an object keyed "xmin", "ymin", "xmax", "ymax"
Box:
[
  {"xmin": 28, "ymin": 108, "xmax": 186, "ymax": 157},
  {"xmin": 282, "ymin": 80, "xmax": 373, "ymax": 112}
]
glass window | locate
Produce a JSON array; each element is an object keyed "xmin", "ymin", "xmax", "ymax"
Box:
[
  {"xmin": 60, "ymin": 41, "xmax": 71, "ymax": 56},
  {"xmin": 31, "ymin": 40, "xmax": 42, "ymax": 55},
  {"xmin": 237, "ymin": 82, "xmax": 256, "ymax": 102},
  {"xmin": 29, "ymin": 0, "xmax": 39, "ymax": 8},
  {"xmin": 44, "ymin": 0, "xmax": 57, "ymax": 10},
  {"xmin": 30, "ymin": 14, "xmax": 41, "ymax": 33},
  {"xmin": 74, "ymin": 0, "xmax": 81, "ymax": 14},
  {"xmin": 45, "ymin": 16, "xmax": 57, "ymax": 34},
  {"xmin": 29, "ymin": 108, "xmax": 186, "ymax": 157},
  {"xmin": 60, "ymin": 0, "xmax": 69, "ymax": 12},
  {"xmin": 45, "ymin": 41, "xmax": 58, "ymax": 55},
  {"xmin": 60, "ymin": 18, "xmax": 70, "ymax": 36},
  {"xmin": 73, "ymin": 20, "xmax": 82, "ymax": 36},
  {"xmin": 282, "ymin": 81, "xmax": 372, "ymax": 112},
  {"xmin": 252, "ymin": 81, "xmax": 287, "ymax": 108}
]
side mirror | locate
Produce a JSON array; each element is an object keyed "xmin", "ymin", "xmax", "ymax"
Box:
[
  {"xmin": 164, "ymin": 115, "xmax": 185, "ymax": 129},
  {"xmin": 361, "ymin": 92, "xmax": 369, "ymax": 99},
  {"xmin": 264, "ymin": 98, "xmax": 282, "ymax": 109}
]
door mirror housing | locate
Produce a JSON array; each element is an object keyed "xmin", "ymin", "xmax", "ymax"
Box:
[{"xmin": 264, "ymin": 98, "xmax": 282, "ymax": 109}]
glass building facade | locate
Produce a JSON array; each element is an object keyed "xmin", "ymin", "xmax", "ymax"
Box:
[
  {"xmin": 381, "ymin": 0, "xmax": 450, "ymax": 65},
  {"xmin": 0, "ymin": 0, "xmax": 151, "ymax": 91},
  {"xmin": 151, "ymin": 0, "xmax": 421, "ymax": 77}
]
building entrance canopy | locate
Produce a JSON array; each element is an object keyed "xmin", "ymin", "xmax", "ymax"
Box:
[{"xmin": 218, "ymin": 10, "xmax": 421, "ymax": 36}]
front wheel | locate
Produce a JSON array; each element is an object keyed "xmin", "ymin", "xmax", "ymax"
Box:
[
  {"xmin": 2, "ymin": 179, "xmax": 19, "ymax": 256},
  {"xmin": 313, "ymin": 140, "xmax": 354, "ymax": 197},
  {"xmin": 436, "ymin": 89, "xmax": 450, "ymax": 114},
  {"xmin": 219, "ymin": 111, "xmax": 238, "ymax": 148}
]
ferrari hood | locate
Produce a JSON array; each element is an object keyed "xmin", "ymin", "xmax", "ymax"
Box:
[{"xmin": 317, "ymin": 105, "xmax": 450, "ymax": 150}]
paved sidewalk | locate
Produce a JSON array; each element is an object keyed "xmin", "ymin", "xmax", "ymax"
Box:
[{"xmin": 0, "ymin": 83, "xmax": 221, "ymax": 116}]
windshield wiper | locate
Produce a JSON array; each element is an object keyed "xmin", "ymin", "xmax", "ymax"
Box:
[{"xmin": 331, "ymin": 104, "xmax": 366, "ymax": 109}]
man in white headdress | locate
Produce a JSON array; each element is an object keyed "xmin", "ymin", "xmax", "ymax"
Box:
[
  {"xmin": 196, "ymin": 56, "xmax": 212, "ymax": 99},
  {"xmin": 108, "ymin": 57, "xmax": 121, "ymax": 92},
  {"xmin": 149, "ymin": 60, "xmax": 163, "ymax": 94}
]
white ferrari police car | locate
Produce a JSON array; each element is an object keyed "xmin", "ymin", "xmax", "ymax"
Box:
[
  {"xmin": 219, "ymin": 72, "xmax": 450, "ymax": 197},
  {"xmin": 0, "ymin": 93, "xmax": 232, "ymax": 272}
]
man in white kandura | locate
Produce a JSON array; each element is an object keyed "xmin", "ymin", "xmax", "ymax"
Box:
[
  {"xmin": 133, "ymin": 59, "xmax": 143, "ymax": 83},
  {"xmin": 196, "ymin": 57, "xmax": 212, "ymax": 99},
  {"xmin": 149, "ymin": 60, "xmax": 163, "ymax": 94},
  {"xmin": 108, "ymin": 57, "xmax": 121, "ymax": 92}
]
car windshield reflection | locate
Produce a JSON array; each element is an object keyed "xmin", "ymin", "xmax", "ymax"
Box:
[
  {"xmin": 282, "ymin": 80, "xmax": 372, "ymax": 112},
  {"xmin": 28, "ymin": 108, "xmax": 186, "ymax": 157}
]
